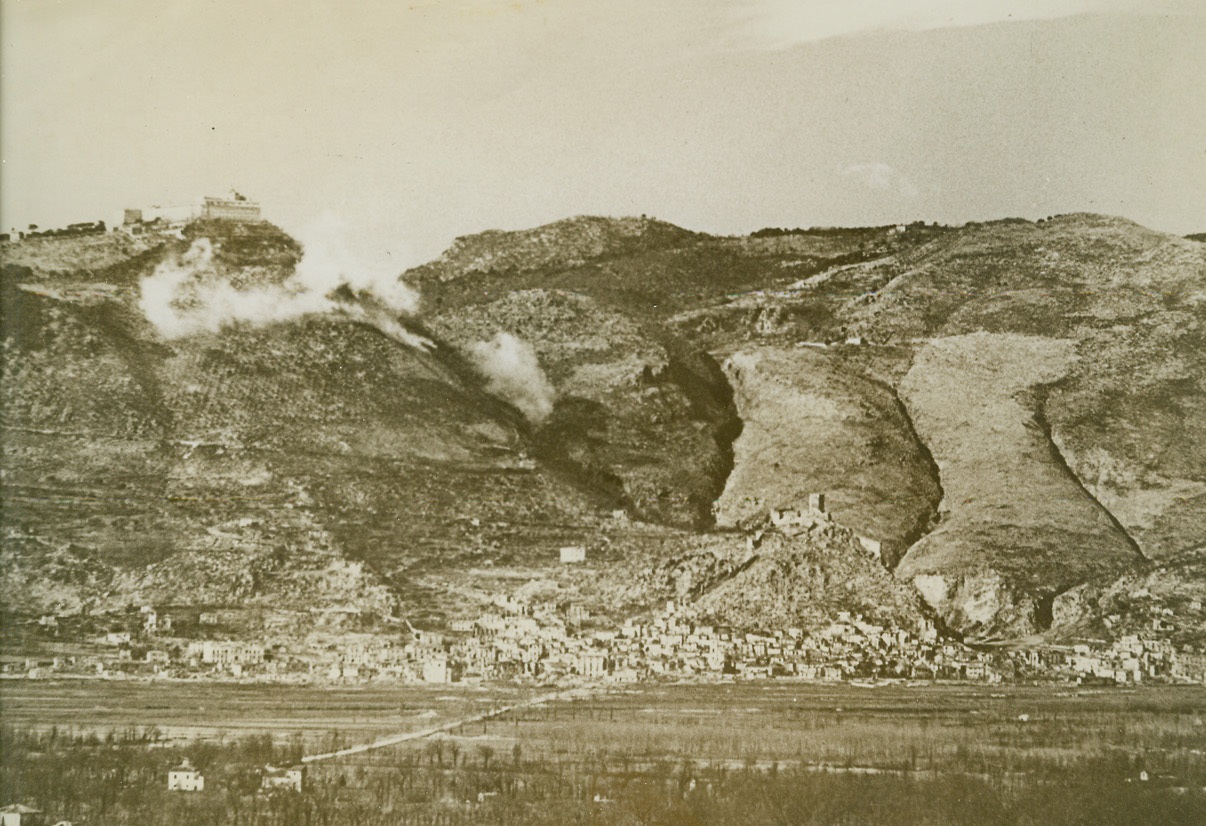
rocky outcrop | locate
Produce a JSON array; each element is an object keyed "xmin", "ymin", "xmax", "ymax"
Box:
[
  {"xmin": 714, "ymin": 346, "xmax": 940, "ymax": 565},
  {"xmin": 695, "ymin": 517, "xmax": 927, "ymax": 632},
  {"xmin": 895, "ymin": 333, "xmax": 1143, "ymax": 639}
]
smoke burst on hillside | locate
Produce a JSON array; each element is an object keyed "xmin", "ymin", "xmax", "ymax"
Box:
[
  {"xmin": 138, "ymin": 218, "xmax": 427, "ymax": 347},
  {"xmin": 291, "ymin": 211, "xmax": 421, "ymax": 316},
  {"xmin": 468, "ymin": 332, "xmax": 556, "ymax": 424},
  {"xmin": 139, "ymin": 238, "xmax": 323, "ymax": 337}
]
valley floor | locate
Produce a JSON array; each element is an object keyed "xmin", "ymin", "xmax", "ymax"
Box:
[{"xmin": 2, "ymin": 682, "xmax": 1205, "ymax": 824}]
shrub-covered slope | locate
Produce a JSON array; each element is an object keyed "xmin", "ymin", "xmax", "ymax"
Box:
[
  {"xmin": 0, "ymin": 226, "xmax": 613, "ymax": 623},
  {"xmin": 671, "ymin": 214, "xmax": 1205, "ymax": 637},
  {"xmin": 3, "ymin": 212, "xmax": 1203, "ymax": 642}
]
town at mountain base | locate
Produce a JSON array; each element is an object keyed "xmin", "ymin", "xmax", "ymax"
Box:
[{"xmin": 2, "ymin": 204, "xmax": 1204, "ymax": 686}]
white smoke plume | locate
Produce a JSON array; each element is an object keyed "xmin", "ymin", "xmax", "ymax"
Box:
[
  {"xmin": 337, "ymin": 296, "xmax": 434, "ymax": 351},
  {"xmin": 137, "ymin": 212, "xmax": 427, "ymax": 347},
  {"xmin": 468, "ymin": 332, "xmax": 556, "ymax": 424},
  {"xmin": 138, "ymin": 218, "xmax": 554, "ymax": 419},
  {"xmin": 290, "ymin": 211, "xmax": 421, "ymax": 316}
]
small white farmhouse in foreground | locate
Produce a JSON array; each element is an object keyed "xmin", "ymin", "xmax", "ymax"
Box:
[
  {"xmin": 262, "ymin": 765, "xmax": 305, "ymax": 793},
  {"xmin": 0, "ymin": 803, "xmax": 42, "ymax": 826},
  {"xmin": 168, "ymin": 759, "xmax": 205, "ymax": 792}
]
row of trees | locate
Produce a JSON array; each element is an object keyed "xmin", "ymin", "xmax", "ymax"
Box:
[{"xmin": 4, "ymin": 717, "xmax": 1204, "ymax": 825}]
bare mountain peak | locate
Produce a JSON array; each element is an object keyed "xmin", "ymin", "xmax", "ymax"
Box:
[{"xmin": 422, "ymin": 214, "xmax": 704, "ymax": 280}]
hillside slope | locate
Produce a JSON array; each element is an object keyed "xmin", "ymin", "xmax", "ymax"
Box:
[
  {"xmin": 894, "ymin": 333, "xmax": 1141, "ymax": 636},
  {"xmin": 0, "ymin": 226, "xmax": 620, "ymax": 629},
  {"xmin": 422, "ymin": 287, "xmax": 740, "ymax": 529},
  {"xmin": 669, "ymin": 214, "xmax": 1205, "ymax": 637},
  {"xmin": 3, "ymin": 212, "xmax": 1203, "ymax": 643}
]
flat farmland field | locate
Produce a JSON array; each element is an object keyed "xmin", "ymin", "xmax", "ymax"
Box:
[
  {"xmin": 320, "ymin": 682, "xmax": 1206, "ymax": 825},
  {"xmin": 3, "ymin": 681, "xmax": 1206, "ymax": 825},
  {"xmin": 350, "ymin": 682, "xmax": 1206, "ymax": 773},
  {"xmin": 0, "ymin": 679, "xmax": 537, "ymax": 747}
]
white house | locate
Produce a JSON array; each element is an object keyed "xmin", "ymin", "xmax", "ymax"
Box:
[
  {"xmin": 422, "ymin": 656, "xmax": 450, "ymax": 684},
  {"xmin": 168, "ymin": 759, "xmax": 205, "ymax": 792},
  {"xmin": 0, "ymin": 803, "xmax": 42, "ymax": 826},
  {"xmin": 576, "ymin": 652, "xmax": 607, "ymax": 678},
  {"xmin": 560, "ymin": 546, "xmax": 586, "ymax": 564},
  {"xmin": 857, "ymin": 536, "xmax": 882, "ymax": 560},
  {"xmin": 261, "ymin": 765, "xmax": 304, "ymax": 793},
  {"xmin": 187, "ymin": 641, "xmax": 264, "ymax": 667}
]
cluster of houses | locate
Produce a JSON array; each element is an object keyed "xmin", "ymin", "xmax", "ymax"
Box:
[
  {"xmin": 167, "ymin": 759, "xmax": 304, "ymax": 795},
  {"xmin": 13, "ymin": 590, "xmax": 1206, "ymax": 688},
  {"xmin": 14, "ymin": 587, "xmax": 1206, "ymax": 688},
  {"xmin": 10, "ymin": 497, "xmax": 1206, "ymax": 688},
  {"xmin": 1051, "ymin": 634, "xmax": 1204, "ymax": 684},
  {"xmin": 422, "ymin": 598, "xmax": 1029, "ymax": 684},
  {"xmin": 1060, "ymin": 636, "xmax": 1168, "ymax": 684}
]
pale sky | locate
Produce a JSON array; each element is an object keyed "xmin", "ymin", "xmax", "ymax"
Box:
[{"xmin": 2, "ymin": 0, "xmax": 1203, "ymax": 269}]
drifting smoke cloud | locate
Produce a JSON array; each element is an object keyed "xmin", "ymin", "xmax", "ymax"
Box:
[
  {"xmin": 290, "ymin": 211, "xmax": 421, "ymax": 316},
  {"xmin": 468, "ymin": 332, "xmax": 556, "ymax": 425},
  {"xmin": 138, "ymin": 212, "xmax": 430, "ymax": 349},
  {"xmin": 138, "ymin": 216, "xmax": 555, "ymax": 421}
]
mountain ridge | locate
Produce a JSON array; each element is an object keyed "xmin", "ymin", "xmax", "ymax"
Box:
[{"xmin": 2, "ymin": 211, "xmax": 1203, "ymax": 644}]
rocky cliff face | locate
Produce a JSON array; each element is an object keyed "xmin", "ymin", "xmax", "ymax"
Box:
[{"xmin": 715, "ymin": 346, "xmax": 941, "ymax": 566}]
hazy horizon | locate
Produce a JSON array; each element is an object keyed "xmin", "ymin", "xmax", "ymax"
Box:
[{"xmin": 2, "ymin": 0, "xmax": 1203, "ymax": 271}]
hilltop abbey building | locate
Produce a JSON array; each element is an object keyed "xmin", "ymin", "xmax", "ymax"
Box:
[
  {"xmin": 122, "ymin": 191, "xmax": 261, "ymax": 230},
  {"xmin": 200, "ymin": 193, "xmax": 262, "ymax": 222}
]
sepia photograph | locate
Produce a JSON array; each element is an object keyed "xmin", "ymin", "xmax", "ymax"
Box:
[{"xmin": 1, "ymin": 1, "xmax": 1205, "ymax": 823}]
